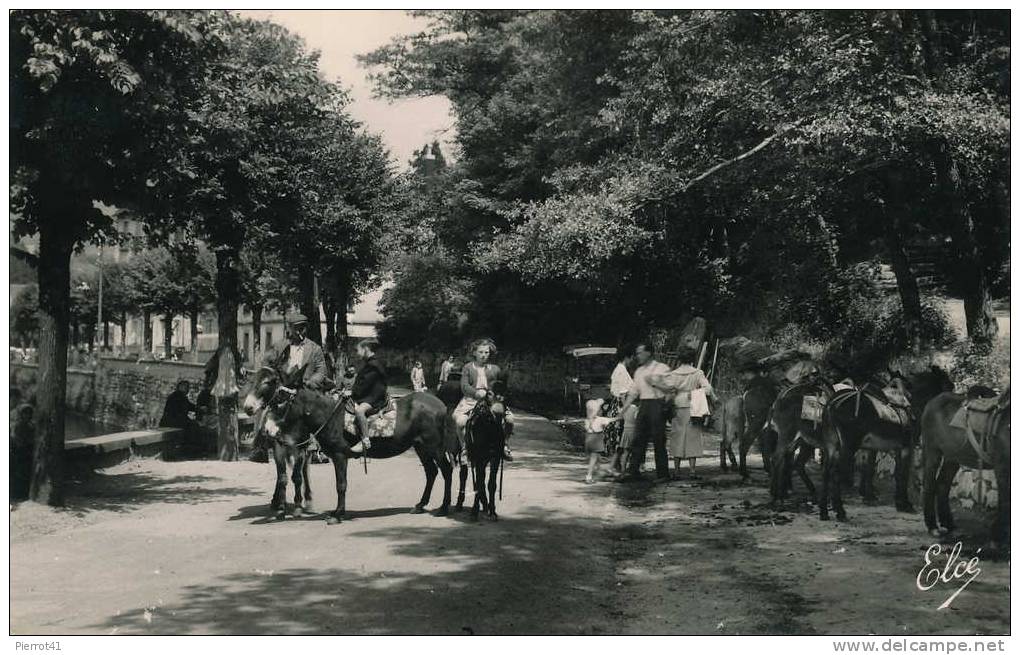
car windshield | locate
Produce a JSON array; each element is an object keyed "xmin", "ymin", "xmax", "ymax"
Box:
[{"xmin": 574, "ymin": 354, "xmax": 617, "ymax": 382}]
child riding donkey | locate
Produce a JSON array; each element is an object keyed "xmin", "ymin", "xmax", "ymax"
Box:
[{"xmin": 453, "ymin": 338, "xmax": 514, "ymax": 461}]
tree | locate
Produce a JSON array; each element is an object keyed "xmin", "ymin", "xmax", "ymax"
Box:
[
  {"xmin": 11, "ymin": 286, "xmax": 40, "ymax": 348},
  {"xmin": 365, "ymin": 10, "xmax": 1008, "ymax": 353},
  {"xmin": 10, "ymin": 10, "xmax": 224, "ymax": 504}
]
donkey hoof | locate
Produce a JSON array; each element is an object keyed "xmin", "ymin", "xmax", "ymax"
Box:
[
  {"xmin": 410, "ymin": 505, "xmax": 426, "ymax": 515},
  {"xmin": 292, "ymin": 507, "xmax": 304, "ymax": 519},
  {"xmin": 325, "ymin": 514, "xmax": 342, "ymax": 525},
  {"xmin": 454, "ymin": 502, "xmax": 464, "ymax": 512},
  {"xmin": 820, "ymin": 511, "xmax": 830, "ymax": 521},
  {"xmin": 435, "ymin": 506, "xmax": 449, "ymax": 517},
  {"xmin": 485, "ymin": 512, "xmax": 498, "ymax": 522},
  {"xmin": 275, "ymin": 511, "xmax": 287, "ymax": 521}
]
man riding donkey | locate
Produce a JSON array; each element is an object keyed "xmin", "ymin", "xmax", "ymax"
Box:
[
  {"xmin": 453, "ymin": 338, "xmax": 514, "ymax": 461},
  {"xmin": 250, "ymin": 314, "xmax": 328, "ymax": 462}
]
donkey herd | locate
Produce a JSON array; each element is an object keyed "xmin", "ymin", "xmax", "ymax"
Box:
[
  {"xmin": 241, "ymin": 359, "xmax": 1009, "ymax": 551},
  {"xmin": 719, "ymin": 365, "xmax": 1010, "ymax": 548}
]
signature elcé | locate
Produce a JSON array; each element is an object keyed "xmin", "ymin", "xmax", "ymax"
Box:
[{"xmin": 916, "ymin": 541, "xmax": 981, "ymax": 610}]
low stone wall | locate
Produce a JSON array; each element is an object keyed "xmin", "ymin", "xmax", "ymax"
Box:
[
  {"xmin": 11, "ymin": 359, "xmax": 207, "ymax": 431},
  {"xmin": 872, "ymin": 451, "xmax": 998, "ymax": 511}
]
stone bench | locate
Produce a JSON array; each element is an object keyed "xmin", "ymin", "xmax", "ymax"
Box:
[{"xmin": 66, "ymin": 427, "xmax": 185, "ymax": 469}]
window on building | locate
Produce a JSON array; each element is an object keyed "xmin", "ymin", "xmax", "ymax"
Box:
[{"xmin": 266, "ymin": 330, "xmax": 273, "ymax": 348}]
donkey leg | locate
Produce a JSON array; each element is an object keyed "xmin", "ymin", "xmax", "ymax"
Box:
[
  {"xmin": 720, "ymin": 442, "xmax": 728, "ymax": 471},
  {"xmin": 456, "ymin": 462, "xmax": 468, "ymax": 511},
  {"xmin": 831, "ymin": 450, "xmax": 848, "ymax": 522},
  {"xmin": 738, "ymin": 434, "xmax": 750, "ymax": 479},
  {"xmin": 327, "ymin": 455, "xmax": 349, "ymax": 525},
  {"xmin": 818, "ymin": 449, "xmax": 831, "ymax": 521},
  {"xmin": 727, "ymin": 443, "xmax": 738, "ymax": 469},
  {"xmin": 471, "ymin": 461, "xmax": 485, "ymax": 520},
  {"xmin": 412, "ymin": 444, "xmax": 438, "ymax": 514},
  {"xmin": 994, "ymin": 463, "xmax": 1010, "ymax": 548},
  {"xmin": 271, "ymin": 444, "xmax": 288, "ymax": 518},
  {"xmin": 922, "ymin": 448, "xmax": 942, "ymax": 535},
  {"xmin": 794, "ymin": 446, "xmax": 816, "ymax": 499},
  {"xmin": 935, "ymin": 461, "xmax": 960, "ymax": 533},
  {"xmin": 894, "ymin": 447, "xmax": 914, "ymax": 513},
  {"xmin": 486, "ymin": 458, "xmax": 500, "ymax": 520},
  {"xmin": 291, "ymin": 452, "xmax": 305, "ymax": 518},
  {"xmin": 436, "ymin": 453, "xmax": 453, "ymax": 516},
  {"xmin": 303, "ymin": 454, "xmax": 313, "ymax": 509}
]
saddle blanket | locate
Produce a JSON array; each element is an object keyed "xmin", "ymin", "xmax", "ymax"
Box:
[
  {"xmin": 801, "ymin": 395, "xmax": 824, "ymax": 422},
  {"xmin": 868, "ymin": 391, "xmax": 912, "ymax": 427},
  {"xmin": 344, "ymin": 400, "xmax": 398, "ymax": 438}
]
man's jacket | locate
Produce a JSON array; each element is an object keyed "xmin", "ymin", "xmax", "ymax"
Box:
[{"xmin": 275, "ymin": 337, "xmax": 328, "ymax": 389}]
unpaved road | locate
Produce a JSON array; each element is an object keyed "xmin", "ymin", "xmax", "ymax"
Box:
[{"xmin": 10, "ymin": 407, "xmax": 1009, "ymax": 635}]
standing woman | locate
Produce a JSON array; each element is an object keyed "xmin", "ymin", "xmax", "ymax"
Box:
[
  {"xmin": 608, "ymin": 346, "xmax": 636, "ymax": 477},
  {"xmin": 652, "ymin": 347, "xmax": 714, "ymax": 479},
  {"xmin": 411, "ymin": 360, "xmax": 427, "ymax": 392}
]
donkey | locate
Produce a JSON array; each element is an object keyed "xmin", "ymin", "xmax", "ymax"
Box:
[
  {"xmin": 768, "ymin": 380, "xmax": 831, "ymax": 504},
  {"xmin": 465, "ymin": 382, "xmax": 509, "ymax": 521},
  {"xmin": 244, "ymin": 366, "xmax": 457, "ymax": 523},
  {"xmin": 815, "ymin": 368, "xmax": 954, "ymax": 522},
  {"xmin": 243, "ymin": 366, "xmax": 313, "ymax": 520},
  {"xmin": 721, "ymin": 378, "xmax": 780, "ymax": 479},
  {"xmin": 921, "ymin": 387, "xmax": 1010, "ymax": 547}
]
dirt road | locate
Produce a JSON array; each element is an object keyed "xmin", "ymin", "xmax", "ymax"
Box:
[{"xmin": 10, "ymin": 407, "xmax": 1009, "ymax": 635}]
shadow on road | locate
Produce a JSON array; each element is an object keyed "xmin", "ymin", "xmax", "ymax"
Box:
[{"xmin": 90, "ymin": 505, "xmax": 614, "ymax": 635}]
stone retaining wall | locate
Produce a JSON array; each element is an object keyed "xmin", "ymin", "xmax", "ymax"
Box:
[{"xmin": 11, "ymin": 359, "xmax": 206, "ymax": 431}]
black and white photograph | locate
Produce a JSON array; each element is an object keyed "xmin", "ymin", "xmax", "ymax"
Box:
[{"xmin": 7, "ymin": 7, "xmax": 1013, "ymax": 643}]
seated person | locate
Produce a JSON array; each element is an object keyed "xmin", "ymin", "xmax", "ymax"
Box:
[
  {"xmin": 160, "ymin": 380, "xmax": 208, "ymax": 454},
  {"xmin": 452, "ymin": 338, "xmax": 514, "ymax": 460},
  {"xmin": 348, "ymin": 339, "xmax": 389, "ymax": 453}
]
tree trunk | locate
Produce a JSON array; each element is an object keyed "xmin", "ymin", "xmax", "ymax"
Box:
[
  {"xmin": 214, "ymin": 247, "xmax": 241, "ymax": 461},
  {"xmin": 298, "ymin": 267, "xmax": 322, "ymax": 344},
  {"xmin": 251, "ymin": 303, "xmax": 263, "ymax": 367},
  {"xmin": 142, "ymin": 310, "xmax": 153, "ymax": 356},
  {"xmin": 163, "ymin": 314, "xmax": 174, "ymax": 358},
  {"xmin": 884, "ymin": 214, "xmax": 923, "ymax": 352},
  {"xmin": 102, "ymin": 320, "xmax": 110, "ymax": 350},
  {"xmin": 323, "ymin": 297, "xmax": 337, "ymax": 347},
  {"xmin": 31, "ymin": 222, "xmax": 74, "ymax": 506},
  {"xmin": 190, "ymin": 308, "xmax": 200, "ymax": 363},
  {"xmin": 914, "ymin": 10, "xmax": 998, "ymax": 344},
  {"xmin": 930, "ymin": 140, "xmax": 998, "ymax": 344},
  {"xmin": 120, "ymin": 317, "xmax": 127, "ymax": 356}
]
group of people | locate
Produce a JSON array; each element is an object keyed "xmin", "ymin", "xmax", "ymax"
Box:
[
  {"xmin": 244, "ymin": 315, "xmax": 513, "ymax": 459},
  {"xmin": 409, "ymin": 354, "xmax": 459, "ymax": 392},
  {"xmin": 583, "ymin": 342, "xmax": 715, "ymax": 484}
]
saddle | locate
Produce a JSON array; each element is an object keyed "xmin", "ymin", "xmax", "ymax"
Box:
[
  {"xmin": 343, "ymin": 397, "xmax": 398, "ymax": 438},
  {"xmin": 949, "ymin": 390, "xmax": 1009, "ymax": 465},
  {"xmin": 864, "ymin": 385, "xmax": 913, "ymax": 428}
]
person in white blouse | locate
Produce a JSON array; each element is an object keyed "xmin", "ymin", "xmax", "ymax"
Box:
[
  {"xmin": 618, "ymin": 343, "xmax": 673, "ymax": 482},
  {"xmin": 608, "ymin": 347, "xmax": 636, "ymax": 477}
]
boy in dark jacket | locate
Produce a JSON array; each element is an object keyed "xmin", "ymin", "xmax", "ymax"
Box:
[{"xmin": 348, "ymin": 339, "xmax": 388, "ymax": 453}]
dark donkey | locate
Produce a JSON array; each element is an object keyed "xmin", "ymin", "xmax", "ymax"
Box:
[
  {"xmin": 242, "ymin": 366, "xmax": 313, "ymax": 519},
  {"xmin": 244, "ymin": 366, "xmax": 458, "ymax": 523},
  {"xmin": 464, "ymin": 381, "xmax": 509, "ymax": 521},
  {"xmin": 816, "ymin": 367, "xmax": 954, "ymax": 522},
  {"xmin": 921, "ymin": 386, "xmax": 1010, "ymax": 546},
  {"xmin": 768, "ymin": 380, "xmax": 832, "ymax": 505}
]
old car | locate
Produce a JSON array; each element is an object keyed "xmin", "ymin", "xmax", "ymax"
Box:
[{"xmin": 562, "ymin": 345, "xmax": 619, "ymax": 415}]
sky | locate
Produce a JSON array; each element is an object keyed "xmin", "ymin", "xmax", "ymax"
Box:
[{"xmin": 239, "ymin": 10, "xmax": 454, "ymax": 168}]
